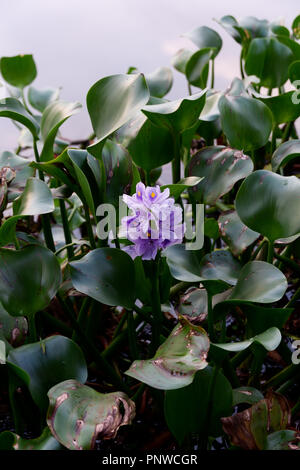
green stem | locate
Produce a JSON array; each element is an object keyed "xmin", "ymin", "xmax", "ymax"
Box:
[
  {"xmin": 57, "ymin": 294, "xmax": 129, "ymax": 392},
  {"xmin": 83, "ymin": 202, "xmax": 96, "ymax": 249},
  {"xmin": 239, "ymin": 52, "xmax": 245, "ymax": 79},
  {"xmin": 251, "ymin": 238, "xmax": 268, "ymax": 260},
  {"xmin": 281, "ymin": 121, "xmax": 293, "ymax": 143},
  {"xmin": 21, "ymin": 89, "xmax": 32, "ymax": 114},
  {"xmin": 171, "ymin": 132, "xmax": 181, "ymax": 184},
  {"xmin": 150, "ymin": 257, "xmax": 163, "ymax": 354},
  {"xmin": 200, "ymin": 365, "xmax": 220, "ymax": 450},
  {"xmin": 271, "ymin": 126, "xmax": 277, "ymax": 154},
  {"xmin": 292, "ymin": 399, "xmax": 300, "ymax": 417},
  {"xmin": 263, "ymin": 364, "xmax": 300, "ymax": 390},
  {"xmin": 59, "ymin": 199, "xmax": 74, "ymax": 259},
  {"xmin": 27, "ymin": 314, "xmax": 37, "ymax": 343},
  {"xmin": 210, "ymin": 59, "xmax": 215, "ymax": 89},
  {"xmin": 170, "ymin": 281, "xmax": 192, "ymax": 298},
  {"xmin": 274, "ymin": 252, "xmax": 300, "ymax": 276},
  {"xmin": 187, "ymin": 81, "xmax": 192, "ymax": 96},
  {"xmin": 285, "ymin": 285, "xmax": 300, "ymax": 308},
  {"xmin": 33, "ymin": 139, "xmax": 56, "ymax": 252},
  {"xmin": 127, "ymin": 310, "xmax": 140, "ymax": 359},
  {"xmin": 207, "ymin": 290, "xmax": 214, "ymax": 341},
  {"xmin": 267, "ymin": 239, "xmax": 274, "ymax": 264}
]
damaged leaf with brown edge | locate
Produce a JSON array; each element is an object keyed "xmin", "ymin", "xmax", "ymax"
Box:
[
  {"xmin": 125, "ymin": 317, "xmax": 210, "ymax": 390},
  {"xmin": 218, "ymin": 210, "xmax": 260, "ymax": 256},
  {"xmin": 47, "ymin": 379, "xmax": 135, "ymax": 450},
  {"xmin": 187, "ymin": 146, "xmax": 253, "ymax": 204},
  {"xmin": 221, "ymin": 391, "xmax": 291, "ymax": 450}
]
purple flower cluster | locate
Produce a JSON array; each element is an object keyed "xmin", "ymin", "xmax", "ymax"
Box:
[{"xmin": 121, "ymin": 182, "xmax": 184, "ymax": 260}]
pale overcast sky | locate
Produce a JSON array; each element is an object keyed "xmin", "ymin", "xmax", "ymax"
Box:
[{"xmin": 0, "ymin": 0, "xmax": 299, "ymax": 150}]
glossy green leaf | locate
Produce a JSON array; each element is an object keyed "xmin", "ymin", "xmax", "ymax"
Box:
[
  {"xmin": 218, "ymin": 210, "xmax": 260, "ymax": 256},
  {"xmin": 216, "ymin": 15, "xmax": 247, "ymax": 44},
  {"xmin": 125, "ymin": 320, "xmax": 209, "ymax": 390},
  {"xmin": 204, "ymin": 218, "xmax": 220, "ymax": 240},
  {"xmin": 165, "ymin": 244, "xmax": 241, "ymax": 285},
  {"xmin": 28, "ymin": 86, "xmax": 60, "ymax": 113},
  {"xmin": 289, "ymin": 60, "xmax": 300, "ymax": 82},
  {"xmin": 292, "ymin": 15, "xmax": 300, "ymax": 39},
  {"xmin": 0, "ymin": 428, "xmax": 63, "ymax": 450},
  {"xmin": 0, "ymin": 177, "xmax": 54, "ymax": 246},
  {"xmin": 69, "ymin": 248, "xmax": 135, "ymax": 308},
  {"xmin": 86, "ymin": 74, "xmax": 149, "ymax": 157},
  {"xmin": 0, "ymin": 97, "xmax": 39, "ymax": 137},
  {"xmin": 272, "ymin": 139, "xmax": 300, "ymax": 172},
  {"xmin": 171, "ymin": 48, "xmax": 193, "ymax": 74},
  {"xmin": 145, "ymin": 67, "xmax": 173, "ymax": 98},
  {"xmin": 200, "ymin": 90, "xmax": 222, "ymax": 121},
  {"xmin": 0, "ymin": 303, "xmax": 27, "ymax": 347},
  {"xmin": 127, "ymin": 117, "xmax": 174, "ymax": 171},
  {"xmin": 142, "ymin": 89, "xmax": 207, "ymax": 134},
  {"xmin": 187, "ymin": 146, "xmax": 253, "ymax": 204},
  {"xmin": 186, "ymin": 48, "xmax": 215, "ymax": 88},
  {"xmin": 7, "ymin": 335, "xmax": 87, "ymax": 414},
  {"xmin": 183, "ymin": 26, "xmax": 222, "ymax": 58},
  {"xmin": 0, "ymin": 245, "xmax": 61, "ymax": 316},
  {"xmin": 277, "ymin": 36, "xmax": 300, "ymax": 61},
  {"xmin": 245, "ymin": 37, "xmax": 293, "ymax": 88},
  {"xmin": 219, "ymin": 94, "xmax": 273, "ymax": 151},
  {"xmin": 165, "ymin": 367, "xmax": 232, "ymax": 444},
  {"xmin": 236, "ymin": 170, "xmax": 300, "ymax": 242},
  {"xmin": 40, "ymin": 100, "xmax": 81, "ymax": 161},
  {"xmin": 0, "ymin": 55, "xmax": 37, "ymax": 89},
  {"xmin": 229, "ymin": 261, "xmax": 287, "ymax": 304},
  {"xmin": 257, "ymin": 91, "xmax": 300, "ymax": 124},
  {"xmin": 161, "ymin": 176, "xmax": 203, "ymax": 200},
  {"xmin": 47, "ymin": 379, "xmax": 135, "ymax": 450},
  {"xmin": 214, "ymin": 327, "xmax": 281, "ymax": 353},
  {"xmin": 102, "ymin": 140, "xmax": 133, "ymax": 205}
]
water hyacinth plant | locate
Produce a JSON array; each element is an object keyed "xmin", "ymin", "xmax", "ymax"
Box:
[{"xmin": 0, "ymin": 12, "xmax": 300, "ymax": 453}]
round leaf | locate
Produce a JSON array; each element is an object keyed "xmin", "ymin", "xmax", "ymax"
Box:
[
  {"xmin": 165, "ymin": 367, "xmax": 232, "ymax": 444},
  {"xmin": 219, "ymin": 94, "xmax": 273, "ymax": 151},
  {"xmin": 69, "ymin": 248, "xmax": 135, "ymax": 308},
  {"xmin": 7, "ymin": 335, "xmax": 87, "ymax": 414},
  {"xmin": 40, "ymin": 100, "xmax": 81, "ymax": 162},
  {"xmin": 142, "ymin": 89, "xmax": 207, "ymax": 134},
  {"xmin": 171, "ymin": 48, "xmax": 193, "ymax": 74},
  {"xmin": 183, "ymin": 26, "xmax": 222, "ymax": 58},
  {"xmin": 0, "ymin": 55, "xmax": 37, "ymax": 89},
  {"xmin": 28, "ymin": 86, "xmax": 60, "ymax": 113},
  {"xmin": 229, "ymin": 261, "xmax": 287, "ymax": 303},
  {"xmin": 86, "ymin": 74, "xmax": 149, "ymax": 156},
  {"xmin": 0, "ymin": 245, "xmax": 62, "ymax": 316},
  {"xmin": 245, "ymin": 37, "xmax": 293, "ymax": 88},
  {"xmin": 0, "ymin": 97, "xmax": 39, "ymax": 138},
  {"xmin": 236, "ymin": 170, "xmax": 300, "ymax": 241},
  {"xmin": 186, "ymin": 48, "xmax": 214, "ymax": 88},
  {"xmin": 145, "ymin": 67, "xmax": 173, "ymax": 98}
]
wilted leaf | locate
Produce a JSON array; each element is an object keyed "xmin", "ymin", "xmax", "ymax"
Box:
[
  {"xmin": 222, "ymin": 391, "xmax": 291, "ymax": 450},
  {"xmin": 47, "ymin": 379, "xmax": 135, "ymax": 450},
  {"xmin": 125, "ymin": 319, "xmax": 209, "ymax": 390}
]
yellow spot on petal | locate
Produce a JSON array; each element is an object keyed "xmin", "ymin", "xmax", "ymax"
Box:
[
  {"xmin": 137, "ymin": 191, "xmax": 141, "ymax": 197},
  {"xmin": 151, "ymin": 192, "xmax": 155, "ymax": 198},
  {"xmin": 147, "ymin": 232, "xmax": 151, "ymax": 238}
]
